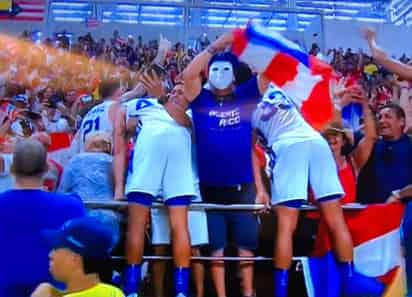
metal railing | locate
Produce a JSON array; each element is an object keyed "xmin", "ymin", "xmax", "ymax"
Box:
[{"xmin": 84, "ymin": 200, "xmax": 367, "ymax": 211}]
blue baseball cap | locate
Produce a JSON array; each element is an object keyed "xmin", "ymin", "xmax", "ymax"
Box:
[
  {"xmin": 42, "ymin": 216, "xmax": 114, "ymax": 259},
  {"xmin": 13, "ymin": 94, "xmax": 29, "ymax": 105}
]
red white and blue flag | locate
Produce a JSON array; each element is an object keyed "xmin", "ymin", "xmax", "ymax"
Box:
[
  {"xmin": 302, "ymin": 203, "xmax": 406, "ymax": 297},
  {"xmin": 0, "ymin": 0, "xmax": 45, "ymax": 22},
  {"xmin": 232, "ymin": 24, "xmax": 334, "ymax": 130},
  {"xmin": 48, "ymin": 132, "xmax": 73, "ymax": 168},
  {"xmin": 86, "ymin": 17, "xmax": 100, "ymax": 29}
]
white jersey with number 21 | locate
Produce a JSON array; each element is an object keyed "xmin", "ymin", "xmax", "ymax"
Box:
[{"xmin": 79, "ymin": 100, "xmax": 115, "ymax": 152}]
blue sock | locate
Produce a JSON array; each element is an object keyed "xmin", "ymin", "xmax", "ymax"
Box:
[
  {"xmin": 174, "ymin": 267, "xmax": 190, "ymax": 297},
  {"xmin": 123, "ymin": 264, "xmax": 141, "ymax": 295},
  {"xmin": 273, "ymin": 268, "xmax": 288, "ymax": 297}
]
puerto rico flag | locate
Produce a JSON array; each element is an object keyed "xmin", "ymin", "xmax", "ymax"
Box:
[
  {"xmin": 0, "ymin": 0, "xmax": 45, "ymax": 22},
  {"xmin": 302, "ymin": 203, "xmax": 406, "ymax": 297},
  {"xmin": 48, "ymin": 132, "xmax": 73, "ymax": 168},
  {"xmin": 232, "ymin": 24, "xmax": 334, "ymax": 130}
]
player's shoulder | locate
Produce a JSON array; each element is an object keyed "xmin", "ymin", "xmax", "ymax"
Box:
[{"xmin": 85, "ymin": 101, "xmax": 107, "ymax": 116}]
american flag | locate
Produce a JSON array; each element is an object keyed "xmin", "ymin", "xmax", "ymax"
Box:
[
  {"xmin": 86, "ymin": 17, "xmax": 100, "ymax": 28},
  {"xmin": 0, "ymin": 0, "xmax": 45, "ymax": 22}
]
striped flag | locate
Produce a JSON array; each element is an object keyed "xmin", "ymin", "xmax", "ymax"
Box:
[
  {"xmin": 86, "ymin": 17, "xmax": 100, "ymax": 28},
  {"xmin": 0, "ymin": 0, "xmax": 45, "ymax": 22},
  {"xmin": 48, "ymin": 132, "xmax": 73, "ymax": 168},
  {"xmin": 302, "ymin": 203, "xmax": 406, "ymax": 297},
  {"xmin": 232, "ymin": 24, "xmax": 334, "ymax": 130}
]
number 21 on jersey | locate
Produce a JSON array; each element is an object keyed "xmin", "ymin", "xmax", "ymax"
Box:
[{"xmin": 83, "ymin": 117, "xmax": 100, "ymax": 142}]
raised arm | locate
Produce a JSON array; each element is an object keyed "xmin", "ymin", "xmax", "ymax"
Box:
[
  {"xmin": 351, "ymin": 95, "xmax": 377, "ymax": 170},
  {"xmin": 113, "ymin": 108, "xmax": 127, "ymax": 200},
  {"xmin": 182, "ymin": 32, "xmax": 234, "ymax": 102},
  {"xmin": 332, "ymin": 84, "xmax": 377, "ymax": 170},
  {"xmin": 364, "ymin": 28, "xmax": 412, "ymax": 81},
  {"xmin": 120, "ymin": 81, "xmax": 146, "ymax": 102},
  {"xmin": 152, "ymin": 34, "xmax": 172, "ymax": 66},
  {"xmin": 251, "ymin": 130, "xmax": 270, "ymax": 209}
]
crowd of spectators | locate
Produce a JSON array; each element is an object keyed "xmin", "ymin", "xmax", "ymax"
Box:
[{"xmin": 1, "ymin": 27, "xmax": 412, "ymax": 297}]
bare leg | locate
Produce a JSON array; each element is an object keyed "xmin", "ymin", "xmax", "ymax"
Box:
[
  {"xmin": 191, "ymin": 247, "xmax": 205, "ymax": 297},
  {"xmin": 168, "ymin": 206, "xmax": 191, "ymax": 297},
  {"xmin": 152, "ymin": 245, "xmax": 169, "ymax": 297},
  {"xmin": 167, "ymin": 206, "xmax": 191, "ymax": 267},
  {"xmin": 239, "ymin": 248, "xmax": 254, "ymax": 297},
  {"xmin": 210, "ymin": 249, "xmax": 226, "ymax": 297},
  {"xmin": 126, "ymin": 204, "xmax": 150, "ymax": 264},
  {"xmin": 318, "ymin": 199, "xmax": 353, "ymax": 261},
  {"xmin": 124, "ymin": 203, "xmax": 150, "ymax": 295},
  {"xmin": 273, "ymin": 206, "xmax": 300, "ymax": 269}
]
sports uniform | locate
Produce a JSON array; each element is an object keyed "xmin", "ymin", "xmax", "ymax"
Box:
[
  {"xmin": 150, "ymin": 146, "xmax": 208, "ymax": 247},
  {"xmin": 124, "ymin": 98, "xmax": 196, "ymax": 203},
  {"xmin": 251, "ymin": 84, "xmax": 344, "ymax": 205},
  {"xmin": 254, "ymin": 85, "xmax": 384, "ymax": 297},
  {"xmin": 123, "ymin": 97, "xmax": 199, "ymax": 297},
  {"xmin": 79, "ymin": 100, "xmax": 115, "ymax": 152}
]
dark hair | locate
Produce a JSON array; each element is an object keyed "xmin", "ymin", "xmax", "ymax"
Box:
[
  {"xmin": 379, "ymin": 103, "xmax": 406, "ymax": 120},
  {"xmin": 208, "ymin": 52, "xmax": 239, "ymax": 71},
  {"xmin": 99, "ymin": 79, "xmax": 120, "ymax": 99},
  {"xmin": 12, "ymin": 139, "xmax": 47, "ymax": 177},
  {"xmin": 82, "ymin": 256, "xmax": 112, "ymax": 283},
  {"xmin": 235, "ymin": 62, "xmax": 253, "ymax": 85}
]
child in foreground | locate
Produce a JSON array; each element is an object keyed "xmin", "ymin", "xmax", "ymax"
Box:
[{"xmin": 31, "ymin": 216, "xmax": 124, "ymax": 297}]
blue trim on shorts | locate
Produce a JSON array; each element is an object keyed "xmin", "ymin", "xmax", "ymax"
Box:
[
  {"xmin": 165, "ymin": 196, "xmax": 192, "ymax": 206},
  {"xmin": 127, "ymin": 192, "xmax": 154, "ymax": 207},
  {"xmin": 277, "ymin": 199, "xmax": 305, "ymax": 208},
  {"xmin": 318, "ymin": 194, "xmax": 342, "ymax": 203}
]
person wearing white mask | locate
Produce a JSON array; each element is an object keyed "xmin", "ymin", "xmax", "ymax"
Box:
[{"xmin": 182, "ymin": 32, "xmax": 270, "ymax": 297}]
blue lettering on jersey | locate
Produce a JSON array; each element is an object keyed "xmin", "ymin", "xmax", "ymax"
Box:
[
  {"xmin": 259, "ymin": 89, "xmax": 292, "ymax": 122},
  {"xmin": 83, "ymin": 117, "xmax": 100, "ymax": 142},
  {"xmin": 136, "ymin": 99, "xmax": 154, "ymax": 111}
]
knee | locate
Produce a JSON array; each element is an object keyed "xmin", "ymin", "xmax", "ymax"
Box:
[
  {"xmin": 276, "ymin": 218, "xmax": 298, "ymax": 237},
  {"xmin": 210, "ymin": 249, "xmax": 224, "ymax": 266},
  {"xmin": 192, "ymin": 247, "xmax": 201, "ymax": 257},
  {"xmin": 325, "ymin": 217, "xmax": 347, "ymax": 236},
  {"xmin": 238, "ymin": 248, "xmax": 253, "ymax": 257}
]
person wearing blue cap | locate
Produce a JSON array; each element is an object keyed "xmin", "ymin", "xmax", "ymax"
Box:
[
  {"xmin": 31, "ymin": 216, "xmax": 123, "ymax": 297},
  {"xmin": 182, "ymin": 32, "xmax": 270, "ymax": 297},
  {"xmin": 0, "ymin": 139, "xmax": 85, "ymax": 297},
  {"xmin": 13, "ymin": 93, "xmax": 29, "ymax": 108}
]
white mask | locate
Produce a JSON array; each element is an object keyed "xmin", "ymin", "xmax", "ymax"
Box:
[{"xmin": 208, "ymin": 61, "xmax": 234, "ymax": 90}]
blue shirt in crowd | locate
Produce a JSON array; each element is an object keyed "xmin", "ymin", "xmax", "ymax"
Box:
[
  {"xmin": 0, "ymin": 189, "xmax": 85, "ymax": 297},
  {"xmin": 58, "ymin": 152, "xmax": 114, "ymax": 201},
  {"xmin": 190, "ymin": 77, "xmax": 260, "ymax": 186},
  {"xmin": 357, "ymin": 134, "xmax": 412, "ymax": 204}
]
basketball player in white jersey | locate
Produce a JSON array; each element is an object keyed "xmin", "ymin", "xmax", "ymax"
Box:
[
  {"xmin": 124, "ymin": 101, "xmax": 208, "ymax": 297},
  {"xmin": 252, "ymin": 84, "xmax": 384, "ymax": 297},
  {"xmin": 114, "ymin": 66, "xmax": 197, "ymax": 297},
  {"xmin": 76, "ymin": 80, "xmax": 122, "ymax": 152}
]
